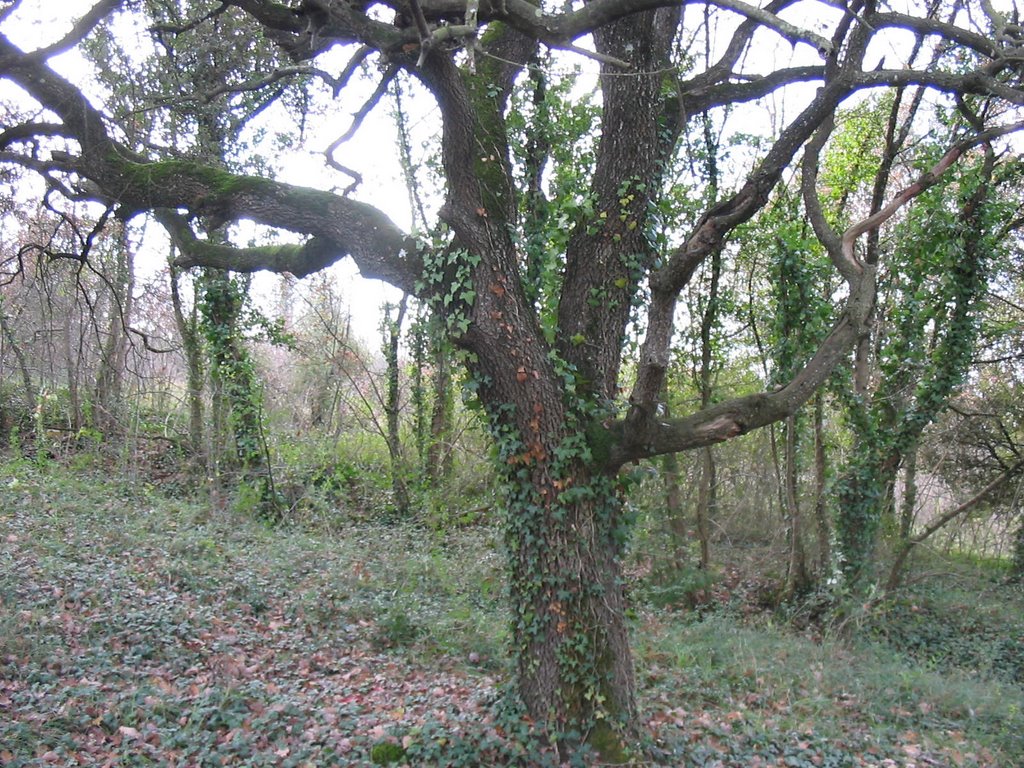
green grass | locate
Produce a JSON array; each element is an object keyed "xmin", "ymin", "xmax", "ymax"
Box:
[
  {"xmin": 636, "ymin": 608, "xmax": 1023, "ymax": 764},
  {"xmin": 1, "ymin": 458, "xmax": 1022, "ymax": 766}
]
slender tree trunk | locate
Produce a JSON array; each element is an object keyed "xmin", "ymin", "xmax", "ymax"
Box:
[
  {"xmin": 813, "ymin": 392, "xmax": 831, "ymax": 575},
  {"xmin": 0, "ymin": 303, "xmax": 37, "ymax": 416},
  {"xmin": 783, "ymin": 414, "xmax": 810, "ymax": 597},
  {"xmin": 383, "ymin": 296, "xmax": 410, "ymax": 514},
  {"xmin": 1012, "ymin": 515, "xmax": 1024, "ymax": 582},
  {"xmin": 695, "ymin": 246, "xmax": 721, "ymax": 571},
  {"xmin": 94, "ymin": 236, "xmax": 134, "ymax": 437},
  {"xmin": 885, "ymin": 445, "xmax": 919, "ymax": 593},
  {"xmin": 63, "ymin": 309, "xmax": 82, "ymax": 434},
  {"xmin": 426, "ymin": 336, "xmax": 454, "ymax": 484},
  {"xmin": 170, "ymin": 263, "xmax": 206, "ymax": 464},
  {"xmin": 696, "ymin": 449, "xmax": 715, "ymax": 570},
  {"xmin": 0, "ymin": 304, "xmax": 36, "ymax": 448},
  {"xmin": 899, "ymin": 443, "xmax": 918, "ymax": 540},
  {"xmin": 661, "ymin": 401, "xmax": 687, "ymax": 571}
]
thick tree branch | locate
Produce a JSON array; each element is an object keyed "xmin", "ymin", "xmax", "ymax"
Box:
[
  {"xmin": 157, "ymin": 210, "xmax": 341, "ymax": 278},
  {"xmin": 608, "ymin": 277, "xmax": 873, "ymax": 467},
  {"xmin": 853, "ymin": 68, "xmax": 1024, "ymax": 106},
  {"xmin": 870, "ymin": 11, "xmax": 1006, "ymax": 62},
  {"xmin": 683, "ymin": 66, "xmax": 824, "ymax": 114},
  {"xmin": 0, "ymin": 122, "xmax": 73, "ymax": 150}
]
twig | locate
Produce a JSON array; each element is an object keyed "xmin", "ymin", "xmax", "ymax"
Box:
[{"xmin": 325, "ymin": 65, "xmax": 398, "ymax": 194}]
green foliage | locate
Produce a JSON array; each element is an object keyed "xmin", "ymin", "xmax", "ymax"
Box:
[
  {"xmin": 818, "ymin": 95, "xmax": 895, "ymax": 224},
  {"xmin": 0, "ymin": 381, "xmax": 31, "ymax": 444},
  {"xmin": 870, "ymin": 579, "xmax": 1024, "ymax": 685},
  {"xmin": 197, "ymin": 271, "xmax": 282, "ymax": 516},
  {"xmin": 369, "ymin": 740, "xmax": 407, "ymax": 764},
  {"xmin": 415, "ymin": 237, "xmax": 482, "ymax": 338},
  {"xmin": 506, "ymin": 63, "xmax": 600, "ymax": 335},
  {"xmin": 637, "ymin": 608, "xmax": 1024, "ymax": 764},
  {"xmin": 374, "ymin": 605, "xmax": 420, "ymax": 648},
  {"xmin": 639, "ymin": 565, "xmax": 720, "ymax": 609},
  {"xmin": 831, "ymin": 146, "xmax": 1005, "ymax": 583}
]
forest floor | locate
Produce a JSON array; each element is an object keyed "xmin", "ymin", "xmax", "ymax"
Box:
[{"xmin": 1, "ymin": 456, "xmax": 1022, "ymax": 767}]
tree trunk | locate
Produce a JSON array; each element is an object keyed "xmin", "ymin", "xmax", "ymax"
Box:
[
  {"xmin": 426, "ymin": 336, "xmax": 454, "ymax": 484},
  {"xmin": 169, "ymin": 262, "xmax": 205, "ymax": 464},
  {"xmin": 504, "ymin": 451, "xmax": 635, "ymax": 759},
  {"xmin": 653, "ymin": 398, "xmax": 688, "ymax": 571},
  {"xmin": 1013, "ymin": 515, "xmax": 1024, "ymax": 582},
  {"xmin": 695, "ymin": 244, "xmax": 722, "ymax": 572},
  {"xmin": 836, "ymin": 451, "xmax": 895, "ymax": 583},
  {"xmin": 783, "ymin": 414, "xmax": 810, "ymax": 598},
  {"xmin": 661, "ymin": 408, "xmax": 687, "ymax": 571},
  {"xmin": 383, "ymin": 296, "xmax": 410, "ymax": 515},
  {"xmin": 899, "ymin": 443, "xmax": 918, "ymax": 541},
  {"xmin": 200, "ymin": 269, "xmax": 277, "ymax": 518},
  {"xmin": 94, "ymin": 233, "xmax": 134, "ymax": 437},
  {"xmin": 813, "ymin": 393, "xmax": 831, "ymax": 576},
  {"xmin": 696, "ymin": 448, "xmax": 715, "ymax": 571},
  {"xmin": 63, "ymin": 308, "xmax": 82, "ymax": 434},
  {"xmin": 0, "ymin": 303, "xmax": 37, "ymax": 417}
]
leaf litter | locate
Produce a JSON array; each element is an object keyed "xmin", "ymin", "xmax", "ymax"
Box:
[{"xmin": 1, "ymin": 464, "xmax": 1020, "ymax": 766}]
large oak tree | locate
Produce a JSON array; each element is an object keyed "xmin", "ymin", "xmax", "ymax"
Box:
[{"xmin": 3, "ymin": 0, "xmax": 1024, "ymax": 756}]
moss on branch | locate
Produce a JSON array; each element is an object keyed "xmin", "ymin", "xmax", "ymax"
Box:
[{"xmin": 172, "ymin": 235, "xmax": 339, "ymax": 277}]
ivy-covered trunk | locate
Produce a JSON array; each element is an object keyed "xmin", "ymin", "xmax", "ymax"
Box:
[
  {"xmin": 834, "ymin": 150, "xmax": 996, "ymax": 584},
  {"xmin": 199, "ymin": 269, "xmax": 278, "ymax": 518},
  {"xmin": 835, "ymin": 449, "xmax": 897, "ymax": 581},
  {"xmin": 494, "ymin": 406, "xmax": 635, "ymax": 758}
]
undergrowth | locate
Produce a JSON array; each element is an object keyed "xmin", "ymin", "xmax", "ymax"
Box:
[{"xmin": 1, "ymin": 458, "xmax": 1022, "ymax": 766}]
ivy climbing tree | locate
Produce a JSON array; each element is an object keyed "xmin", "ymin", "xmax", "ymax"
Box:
[
  {"xmin": 823, "ymin": 117, "xmax": 1010, "ymax": 582},
  {"xmin": 5, "ymin": 0, "xmax": 1024, "ymax": 756}
]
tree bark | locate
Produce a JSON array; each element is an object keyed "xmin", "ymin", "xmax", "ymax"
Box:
[
  {"xmin": 383, "ymin": 295, "xmax": 410, "ymax": 515},
  {"xmin": 5, "ymin": 2, "xmax": 1024, "ymax": 757},
  {"xmin": 783, "ymin": 414, "xmax": 810, "ymax": 597},
  {"xmin": 169, "ymin": 261, "xmax": 206, "ymax": 464},
  {"xmin": 502, "ymin": 430, "xmax": 636, "ymax": 757},
  {"xmin": 426, "ymin": 336, "xmax": 454, "ymax": 484},
  {"xmin": 813, "ymin": 392, "xmax": 831, "ymax": 576},
  {"xmin": 94, "ymin": 230, "xmax": 134, "ymax": 437},
  {"xmin": 660, "ymin": 402, "xmax": 688, "ymax": 572},
  {"xmin": 62, "ymin": 304, "xmax": 82, "ymax": 434},
  {"xmin": 0, "ymin": 302, "xmax": 37, "ymax": 417}
]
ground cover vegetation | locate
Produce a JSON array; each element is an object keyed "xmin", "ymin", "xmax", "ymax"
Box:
[
  {"xmin": 2, "ymin": 0, "xmax": 1024, "ymax": 762},
  {"xmin": 1, "ymin": 462, "xmax": 1022, "ymax": 766}
]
